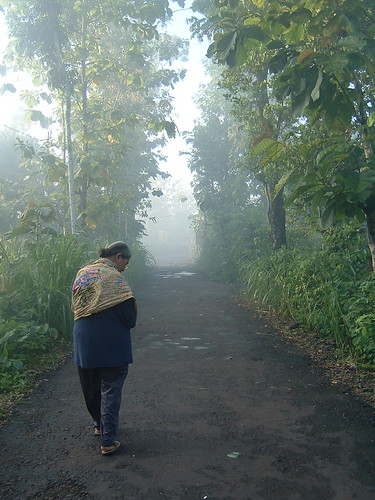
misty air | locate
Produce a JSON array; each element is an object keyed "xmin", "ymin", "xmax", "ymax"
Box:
[{"xmin": 0, "ymin": 1, "xmax": 374, "ymax": 498}]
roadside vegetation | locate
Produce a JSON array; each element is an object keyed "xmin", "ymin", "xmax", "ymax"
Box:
[
  {"xmin": 186, "ymin": 0, "xmax": 375, "ymax": 385},
  {"xmin": 0, "ymin": 234, "xmax": 153, "ymax": 421},
  {"xmin": 1, "ymin": 0, "xmax": 374, "ymax": 419},
  {"xmin": 0, "ymin": 0, "xmax": 180, "ymax": 420}
]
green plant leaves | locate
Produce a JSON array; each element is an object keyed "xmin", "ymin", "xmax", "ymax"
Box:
[
  {"xmin": 0, "ymin": 83, "xmax": 16, "ymax": 94},
  {"xmin": 311, "ymin": 68, "xmax": 323, "ymax": 102}
]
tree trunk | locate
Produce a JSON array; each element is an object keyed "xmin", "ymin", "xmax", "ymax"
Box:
[
  {"xmin": 78, "ymin": 10, "xmax": 89, "ymax": 229},
  {"xmin": 354, "ymin": 76, "xmax": 375, "ymax": 270},
  {"xmin": 255, "ymin": 68, "xmax": 287, "ymax": 251},
  {"xmin": 365, "ymin": 208, "xmax": 375, "ymax": 271},
  {"xmin": 65, "ymin": 87, "xmax": 77, "ymax": 234},
  {"xmin": 265, "ymin": 184, "xmax": 287, "ymax": 251},
  {"xmin": 52, "ymin": 26, "xmax": 76, "ymax": 234}
]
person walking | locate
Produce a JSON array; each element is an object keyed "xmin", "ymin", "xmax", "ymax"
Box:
[{"xmin": 72, "ymin": 241, "xmax": 137, "ymax": 455}]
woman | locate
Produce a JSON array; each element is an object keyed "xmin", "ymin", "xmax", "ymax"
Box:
[{"xmin": 72, "ymin": 241, "xmax": 137, "ymax": 455}]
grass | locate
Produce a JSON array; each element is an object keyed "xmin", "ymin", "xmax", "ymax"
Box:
[
  {"xmin": 0, "ymin": 340, "xmax": 72, "ymax": 423},
  {"xmin": 0, "ymin": 235, "xmax": 153, "ymax": 424}
]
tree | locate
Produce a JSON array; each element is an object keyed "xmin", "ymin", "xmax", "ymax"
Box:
[
  {"xmin": 198, "ymin": 0, "xmax": 375, "ymax": 268},
  {"xmin": 2, "ymin": 0, "xmax": 186, "ymax": 239},
  {"xmin": 190, "ymin": 0, "xmax": 294, "ymax": 250},
  {"xmin": 185, "ymin": 77, "xmax": 265, "ymax": 278}
]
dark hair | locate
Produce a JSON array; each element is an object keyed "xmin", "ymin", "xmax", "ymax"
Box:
[{"xmin": 99, "ymin": 241, "xmax": 131, "ymax": 259}]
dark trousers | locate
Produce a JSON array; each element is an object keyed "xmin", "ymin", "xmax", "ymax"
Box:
[{"xmin": 78, "ymin": 365, "xmax": 129, "ymax": 447}]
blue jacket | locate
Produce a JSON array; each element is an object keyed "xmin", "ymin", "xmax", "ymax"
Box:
[{"xmin": 73, "ymin": 298, "xmax": 137, "ymax": 369}]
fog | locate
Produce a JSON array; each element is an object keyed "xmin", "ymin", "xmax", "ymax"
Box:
[
  {"xmin": 142, "ymin": 177, "xmax": 197, "ymax": 267},
  {"xmin": 141, "ymin": 5, "xmax": 207, "ymax": 268},
  {"xmin": 0, "ymin": 3, "xmax": 208, "ymax": 267}
]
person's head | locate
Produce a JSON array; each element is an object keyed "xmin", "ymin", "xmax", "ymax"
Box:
[{"xmin": 99, "ymin": 241, "xmax": 131, "ymax": 272}]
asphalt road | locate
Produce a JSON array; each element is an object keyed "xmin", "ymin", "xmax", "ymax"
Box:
[{"xmin": 0, "ymin": 267, "xmax": 374, "ymax": 499}]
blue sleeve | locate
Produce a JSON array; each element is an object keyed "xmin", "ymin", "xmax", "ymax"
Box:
[{"xmin": 118, "ymin": 298, "xmax": 137, "ymax": 329}]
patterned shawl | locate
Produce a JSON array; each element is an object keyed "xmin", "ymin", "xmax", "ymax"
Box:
[{"xmin": 72, "ymin": 258, "xmax": 133, "ymax": 321}]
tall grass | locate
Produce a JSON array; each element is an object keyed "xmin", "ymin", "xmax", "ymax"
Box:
[
  {"xmin": 125, "ymin": 240, "xmax": 155, "ymax": 287},
  {"xmin": 0, "ymin": 234, "xmax": 88, "ymax": 338},
  {"xmin": 0, "ymin": 234, "xmax": 153, "ymax": 411},
  {"xmin": 239, "ymin": 245, "xmax": 375, "ymax": 364}
]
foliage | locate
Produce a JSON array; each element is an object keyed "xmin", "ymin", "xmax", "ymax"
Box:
[
  {"xmin": 184, "ymin": 0, "xmax": 375, "ymax": 368},
  {"xmin": 0, "ymin": 234, "xmax": 89, "ymax": 338},
  {"xmin": 2, "ymin": 0, "xmax": 187, "ymax": 237},
  {"xmin": 193, "ymin": 201, "xmax": 268, "ymax": 281},
  {"xmin": 0, "ymin": 229, "xmax": 152, "ymax": 400},
  {"xmin": 240, "ymin": 224, "xmax": 375, "ymax": 363},
  {"xmin": 0, "ymin": 320, "xmax": 57, "ymax": 373},
  {"xmin": 192, "ymin": 0, "xmax": 375, "ymax": 266},
  {"xmin": 125, "ymin": 240, "xmax": 155, "ymax": 287},
  {"xmin": 185, "ymin": 76, "xmax": 267, "ymax": 280}
]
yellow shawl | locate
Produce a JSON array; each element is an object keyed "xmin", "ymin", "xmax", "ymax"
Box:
[{"xmin": 72, "ymin": 258, "xmax": 133, "ymax": 321}]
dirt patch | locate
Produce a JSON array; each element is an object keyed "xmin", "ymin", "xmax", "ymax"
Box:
[
  {"xmin": 0, "ymin": 268, "xmax": 374, "ymax": 499},
  {"xmin": 236, "ymin": 297, "xmax": 375, "ymax": 408}
]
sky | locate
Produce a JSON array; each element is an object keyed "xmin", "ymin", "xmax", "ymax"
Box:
[{"xmin": 160, "ymin": 4, "xmax": 209, "ymax": 187}]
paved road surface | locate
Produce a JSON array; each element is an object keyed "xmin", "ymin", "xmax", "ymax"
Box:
[{"xmin": 0, "ymin": 268, "xmax": 374, "ymax": 499}]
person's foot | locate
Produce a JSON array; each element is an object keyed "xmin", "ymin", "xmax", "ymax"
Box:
[
  {"xmin": 94, "ymin": 428, "xmax": 101, "ymax": 436},
  {"xmin": 101, "ymin": 441, "xmax": 120, "ymax": 455}
]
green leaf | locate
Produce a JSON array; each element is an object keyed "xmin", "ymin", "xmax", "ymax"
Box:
[
  {"xmin": 12, "ymin": 360, "xmax": 24, "ymax": 370},
  {"xmin": 215, "ymin": 31, "xmax": 237, "ymax": 60},
  {"xmin": 111, "ymin": 110, "xmax": 124, "ymax": 123},
  {"xmin": 32, "ymin": 75, "xmax": 42, "ymax": 86},
  {"xmin": 40, "ymin": 92, "xmax": 52, "ymax": 104},
  {"xmin": 162, "ymin": 121, "xmax": 176, "ymax": 138},
  {"xmin": 320, "ymin": 204, "xmax": 336, "ymax": 228},
  {"xmin": 326, "ymin": 52, "xmax": 349, "ymax": 72},
  {"xmin": 151, "ymin": 189, "xmax": 163, "ymax": 197},
  {"xmin": 238, "ymin": 24, "xmax": 267, "ymax": 44},
  {"xmin": 336, "ymin": 36, "xmax": 367, "ymax": 49},
  {"xmin": 311, "ymin": 68, "xmax": 323, "ymax": 101},
  {"xmin": 251, "ymin": 0, "xmax": 266, "ymax": 7},
  {"xmin": 268, "ymin": 50, "xmax": 288, "ymax": 73},
  {"xmin": 367, "ymin": 112, "xmax": 375, "ymax": 127},
  {"xmin": 354, "ymin": 207, "xmax": 366, "ymax": 223},
  {"xmin": 357, "ymin": 169, "xmax": 375, "ymax": 192},
  {"xmin": 341, "ymin": 171, "xmax": 360, "ymax": 191},
  {"xmin": 244, "ymin": 16, "xmax": 261, "ymax": 26},
  {"xmin": 290, "ymin": 8, "xmax": 312, "ymax": 24},
  {"xmin": 0, "ymin": 83, "xmax": 16, "ymax": 94},
  {"xmin": 292, "ymin": 88, "xmax": 311, "ymax": 117},
  {"xmin": 272, "ymin": 169, "xmax": 296, "ymax": 200},
  {"xmin": 252, "ymin": 137, "xmax": 277, "ymax": 155},
  {"xmin": 310, "ymin": 190, "xmax": 325, "ymax": 212},
  {"xmin": 266, "ymin": 40, "xmax": 285, "ymax": 50},
  {"xmin": 285, "ymin": 22, "xmax": 305, "ymax": 44},
  {"xmin": 285, "ymin": 183, "xmax": 319, "ymax": 207},
  {"xmin": 27, "ymin": 110, "xmax": 49, "ymax": 128}
]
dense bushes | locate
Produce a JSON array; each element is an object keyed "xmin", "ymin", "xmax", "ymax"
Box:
[
  {"xmin": 194, "ymin": 205, "xmax": 375, "ymax": 365},
  {"xmin": 239, "ymin": 227, "xmax": 375, "ymax": 364},
  {"xmin": 0, "ymin": 234, "xmax": 151, "ymax": 414}
]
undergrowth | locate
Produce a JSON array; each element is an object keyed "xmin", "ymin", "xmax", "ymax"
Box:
[
  {"xmin": 239, "ymin": 244, "xmax": 375, "ymax": 366},
  {"xmin": 0, "ymin": 234, "xmax": 152, "ymax": 421}
]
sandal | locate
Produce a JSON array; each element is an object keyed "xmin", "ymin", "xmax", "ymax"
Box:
[
  {"xmin": 94, "ymin": 428, "xmax": 101, "ymax": 436},
  {"xmin": 101, "ymin": 441, "xmax": 120, "ymax": 455}
]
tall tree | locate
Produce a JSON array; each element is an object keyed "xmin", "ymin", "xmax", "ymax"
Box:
[
  {"xmin": 2, "ymin": 0, "xmax": 186, "ymax": 237},
  {"xmin": 190, "ymin": 0, "xmax": 292, "ymax": 250},
  {"xmin": 185, "ymin": 78, "xmax": 264, "ymax": 277},
  {"xmin": 198, "ymin": 0, "xmax": 375, "ymax": 267}
]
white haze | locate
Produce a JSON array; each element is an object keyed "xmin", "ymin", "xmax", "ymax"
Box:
[
  {"xmin": 142, "ymin": 5, "xmax": 209, "ymax": 267},
  {"xmin": 0, "ymin": 6, "xmax": 209, "ymax": 267}
]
